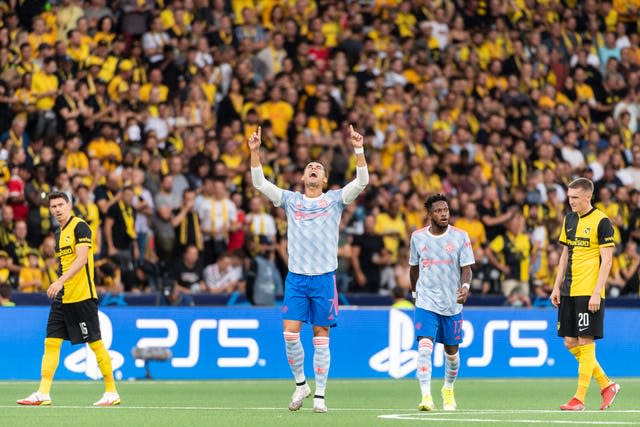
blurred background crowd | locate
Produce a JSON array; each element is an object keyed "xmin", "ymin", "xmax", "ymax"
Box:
[{"xmin": 0, "ymin": 0, "xmax": 639, "ymax": 308}]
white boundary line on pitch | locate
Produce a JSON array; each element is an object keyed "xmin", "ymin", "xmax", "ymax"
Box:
[
  {"xmin": 1, "ymin": 405, "xmax": 640, "ymax": 413},
  {"xmin": 379, "ymin": 415, "xmax": 637, "ymax": 425}
]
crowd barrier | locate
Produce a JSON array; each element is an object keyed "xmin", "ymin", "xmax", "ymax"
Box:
[{"xmin": 1, "ymin": 307, "xmax": 638, "ymax": 380}]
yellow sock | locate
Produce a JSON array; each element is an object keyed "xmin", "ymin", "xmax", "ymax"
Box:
[
  {"xmin": 575, "ymin": 343, "xmax": 596, "ymax": 402},
  {"xmin": 569, "ymin": 345, "xmax": 610, "ymax": 390},
  {"xmin": 38, "ymin": 338, "xmax": 63, "ymax": 395},
  {"xmin": 89, "ymin": 340, "xmax": 117, "ymax": 393},
  {"xmin": 569, "ymin": 346, "xmax": 580, "ymax": 361}
]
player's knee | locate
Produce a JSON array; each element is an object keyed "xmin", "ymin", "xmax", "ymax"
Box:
[
  {"xmin": 312, "ymin": 326, "xmax": 329, "ymax": 337},
  {"xmin": 564, "ymin": 338, "xmax": 578, "ymax": 350},
  {"xmin": 443, "ymin": 345, "xmax": 459, "ymax": 355}
]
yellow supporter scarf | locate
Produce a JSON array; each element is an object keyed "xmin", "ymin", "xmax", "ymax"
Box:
[
  {"xmin": 212, "ymin": 199, "xmax": 228, "ymax": 237},
  {"xmin": 118, "ymin": 201, "xmax": 137, "ymax": 240},
  {"xmin": 180, "ymin": 212, "xmax": 203, "ymax": 250},
  {"xmin": 63, "ymin": 94, "xmax": 77, "ymax": 111},
  {"xmin": 8, "ymin": 129, "xmax": 22, "ymax": 148}
]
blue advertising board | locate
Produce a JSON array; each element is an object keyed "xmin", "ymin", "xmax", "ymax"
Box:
[{"xmin": 1, "ymin": 307, "xmax": 638, "ymax": 380}]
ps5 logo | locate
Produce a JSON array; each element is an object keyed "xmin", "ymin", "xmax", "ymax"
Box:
[
  {"xmin": 369, "ymin": 310, "xmax": 549, "ymax": 378},
  {"xmin": 134, "ymin": 318, "xmax": 261, "ymax": 368},
  {"xmin": 64, "ymin": 311, "xmax": 125, "ymax": 379}
]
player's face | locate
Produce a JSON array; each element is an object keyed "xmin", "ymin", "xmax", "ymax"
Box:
[
  {"xmin": 429, "ymin": 201, "xmax": 449, "ymax": 227},
  {"xmin": 567, "ymin": 187, "xmax": 591, "ymax": 214},
  {"xmin": 49, "ymin": 197, "xmax": 72, "ymax": 225},
  {"xmin": 303, "ymin": 162, "xmax": 326, "ymax": 185}
]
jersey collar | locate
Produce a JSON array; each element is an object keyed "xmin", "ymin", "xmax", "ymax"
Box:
[{"xmin": 579, "ymin": 207, "xmax": 596, "ymax": 218}]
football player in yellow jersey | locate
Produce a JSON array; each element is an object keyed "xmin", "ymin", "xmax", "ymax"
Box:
[
  {"xmin": 17, "ymin": 192, "xmax": 120, "ymax": 407},
  {"xmin": 551, "ymin": 178, "xmax": 620, "ymax": 411}
]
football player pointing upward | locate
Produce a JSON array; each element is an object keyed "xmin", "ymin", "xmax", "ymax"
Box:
[
  {"xmin": 409, "ymin": 194, "xmax": 474, "ymax": 411},
  {"xmin": 249, "ymin": 125, "xmax": 368, "ymax": 413}
]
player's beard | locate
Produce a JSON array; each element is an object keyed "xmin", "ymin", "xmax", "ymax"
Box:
[{"xmin": 430, "ymin": 218, "xmax": 449, "ymax": 234}]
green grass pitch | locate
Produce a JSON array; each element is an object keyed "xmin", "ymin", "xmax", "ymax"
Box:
[{"xmin": 2, "ymin": 378, "xmax": 638, "ymax": 426}]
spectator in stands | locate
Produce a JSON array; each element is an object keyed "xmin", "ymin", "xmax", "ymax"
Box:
[
  {"xmin": 0, "ymin": 250, "xmax": 15, "ymax": 289},
  {"xmin": 487, "ymin": 213, "xmax": 532, "ymax": 298},
  {"xmin": 351, "ymin": 214, "xmax": 391, "ymax": 294},
  {"xmin": 0, "ymin": 283, "xmax": 15, "ymax": 306},
  {"xmin": 203, "ymin": 250, "xmax": 243, "ymax": 295},
  {"xmin": 171, "ymin": 188, "xmax": 203, "ymax": 260},
  {"xmin": 104, "ymin": 186, "xmax": 138, "ymax": 290},
  {"xmin": 390, "ymin": 285, "xmax": 414, "ymax": 310},
  {"xmin": 245, "ymin": 238, "xmax": 282, "ymax": 306},
  {"xmin": 173, "ymin": 244, "xmax": 205, "ymax": 294},
  {"xmin": 17, "ymin": 249, "xmax": 42, "ymax": 293}
]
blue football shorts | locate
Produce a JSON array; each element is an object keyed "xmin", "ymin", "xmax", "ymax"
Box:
[
  {"xmin": 414, "ymin": 307, "xmax": 464, "ymax": 345},
  {"xmin": 282, "ymin": 271, "xmax": 338, "ymax": 327}
]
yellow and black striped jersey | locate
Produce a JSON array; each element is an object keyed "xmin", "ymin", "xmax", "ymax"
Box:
[
  {"xmin": 55, "ymin": 216, "xmax": 96, "ymax": 303},
  {"xmin": 558, "ymin": 208, "xmax": 615, "ymax": 297}
]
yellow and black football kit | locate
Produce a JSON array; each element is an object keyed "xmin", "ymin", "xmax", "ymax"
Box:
[
  {"xmin": 557, "ymin": 208, "xmax": 615, "ymax": 339},
  {"xmin": 46, "ymin": 216, "xmax": 100, "ymax": 344}
]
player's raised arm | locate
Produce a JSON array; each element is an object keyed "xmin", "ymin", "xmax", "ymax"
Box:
[
  {"xmin": 342, "ymin": 125, "xmax": 369, "ymax": 204},
  {"xmin": 249, "ymin": 126, "xmax": 283, "ymax": 205}
]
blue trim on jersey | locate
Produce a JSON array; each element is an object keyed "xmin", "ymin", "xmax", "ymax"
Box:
[
  {"xmin": 414, "ymin": 307, "xmax": 464, "ymax": 345},
  {"xmin": 282, "ymin": 271, "xmax": 338, "ymax": 327}
]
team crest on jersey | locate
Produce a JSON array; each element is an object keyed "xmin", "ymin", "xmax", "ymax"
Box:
[
  {"xmin": 445, "ymin": 243, "xmax": 455, "ymax": 252},
  {"xmin": 584, "ymin": 227, "xmax": 591, "ymax": 235},
  {"xmin": 318, "ymin": 199, "xmax": 328, "ymax": 208},
  {"xmin": 65, "ymin": 235, "xmax": 71, "ymax": 243}
]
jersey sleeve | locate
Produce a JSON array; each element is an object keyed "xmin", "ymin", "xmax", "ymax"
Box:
[
  {"xmin": 558, "ymin": 216, "xmax": 567, "ymax": 245},
  {"xmin": 459, "ymin": 233, "xmax": 475, "ymax": 267},
  {"xmin": 74, "ymin": 221, "xmax": 92, "ymax": 247},
  {"xmin": 597, "ymin": 217, "xmax": 615, "ymax": 247},
  {"xmin": 408, "ymin": 233, "xmax": 419, "ymax": 266}
]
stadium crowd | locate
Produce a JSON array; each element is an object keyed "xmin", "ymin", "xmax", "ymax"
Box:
[{"xmin": 0, "ymin": 0, "xmax": 639, "ymax": 308}]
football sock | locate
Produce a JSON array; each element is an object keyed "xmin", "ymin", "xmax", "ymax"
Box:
[
  {"xmin": 575, "ymin": 343, "xmax": 596, "ymax": 402},
  {"xmin": 313, "ymin": 336, "xmax": 330, "ymax": 397},
  {"xmin": 569, "ymin": 346, "xmax": 610, "ymax": 390},
  {"xmin": 284, "ymin": 332, "xmax": 306, "ymax": 384},
  {"xmin": 38, "ymin": 338, "xmax": 63, "ymax": 395},
  {"xmin": 444, "ymin": 351, "xmax": 460, "ymax": 389},
  {"xmin": 416, "ymin": 338, "xmax": 433, "ymax": 396},
  {"xmin": 89, "ymin": 340, "xmax": 117, "ymax": 393}
]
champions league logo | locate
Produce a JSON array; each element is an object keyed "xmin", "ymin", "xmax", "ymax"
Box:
[{"xmin": 64, "ymin": 311, "xmax": 125, "ymax": 380}]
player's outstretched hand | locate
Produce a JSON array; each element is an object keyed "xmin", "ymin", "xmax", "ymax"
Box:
[
  {"xmin": 456, "ymin": 286, "xmax": 469, "ymax": 304},
  {"xmin": 349, "ymin": 125, "xmax": 363, "ymax": 149},
  {"xmin": 248, "ymin": 126, "xmax": 262, "ymax": 151}
]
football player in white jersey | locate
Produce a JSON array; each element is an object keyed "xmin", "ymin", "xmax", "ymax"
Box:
[
  {"xmin": 409, "ymin": 194, "xmax": 474, "ymax": 411},
  {"xmin": 249, "ymin": 125, "xmax": 368, "ymax": 413}
]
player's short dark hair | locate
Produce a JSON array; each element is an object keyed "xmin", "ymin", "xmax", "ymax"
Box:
[
  {"xmin": 47, "ymin": 191, "xmax": 70, "ymax": 204},
  {"xmin": 424, "ymin": 194, "xmax": 448, "ymax": 212},
  {"xmin": 568, "ymin": 177, "xmax": 594, "ymax": 194}
]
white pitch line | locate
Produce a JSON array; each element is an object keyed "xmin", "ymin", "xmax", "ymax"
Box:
[
  {"xmin": 378, "ymin": 415, "xmax": 637, "ymax": 425},
  {"xmin": 1, "ymin": 405, "xmax": 639, "ymax": 414}
]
